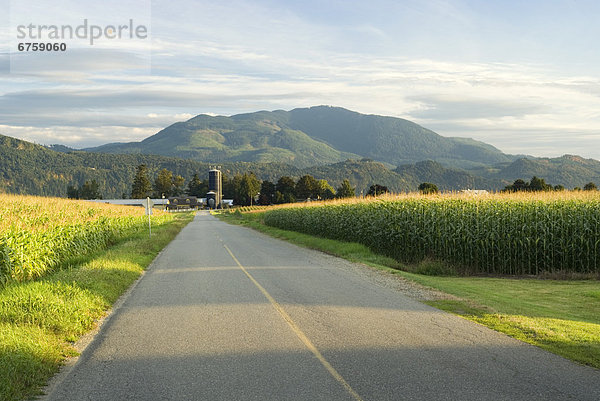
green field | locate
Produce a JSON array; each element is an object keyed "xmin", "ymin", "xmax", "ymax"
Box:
[
  {"xmin": 0, "ymin": 195, "xmax": 194, "ymax": 401},
  {"xmin": 217, "ymin": 208, "xmax": 600, "ymax": 369},
  {"xmin": 0, "ymin": 194, "xmax": 173, "ymax": 283},
  {"xmin": 405, "ymin": 274, "xmax": 600, "ymax": 367},
  {"xmin": 263, "ymin": 192, "xmax": 600, "ymax": 275}
]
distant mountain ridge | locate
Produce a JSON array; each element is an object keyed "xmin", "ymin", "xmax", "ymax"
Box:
[
  {"xmin": 285, "ymin": 107, "xmax": 517, "ymax": 168},
  {"xmin": 88, "ymin": 109, "xmax": 361, "ymax": 168},
  {"xmin": 1, "ymin": 133, "xmax": 599, "ymax": 198},
  {"xmin": 86, "ymin": 106, "xmax": 518, "ymax": 169},
  {"xmin": 1, "ymin": 133, "xmax": 503, "ymax": 197},
  {"xmin": 468, "ymin": 155, "xmax": 600, "ymax": 187},
  {"xmin": 395, "ymin": 160, "xmax": 499, "ymax": 190},
  {"xmin": 2, "ymin": 105, "xmax": 599, "ymax": 198}
]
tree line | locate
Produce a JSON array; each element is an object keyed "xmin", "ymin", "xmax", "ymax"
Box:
[
  {"xmin": 126, "ymin": 164, "xmax": 393, "ymax": 206},
  {"xmin": 67, "ymin": 180, "xmax": 102, "ymax": 200},
  {"xmin": 502, "ymin": 176, "xmax": 598, "ymax": 192},
  {"xmin": 66, "ymin": 168, "xmax": 599, "ymax": 202}
]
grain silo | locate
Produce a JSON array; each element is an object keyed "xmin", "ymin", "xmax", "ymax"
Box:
[{"xmin": 207, "ymin": 168, "xmax": 222, "ymax": 209}]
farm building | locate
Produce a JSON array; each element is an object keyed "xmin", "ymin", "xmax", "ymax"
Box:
[{"xmin": 167, "ymin": 196, "xmax": 201, "ymax": 210}]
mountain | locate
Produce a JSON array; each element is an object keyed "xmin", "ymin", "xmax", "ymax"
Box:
[
  {"xmin": 45, "ymin": 144, "xmax": 77, "ymax": 153},
  {"xmin": 2, "ymin": 105, "xmax": 599, "ymax": 198},
  {"xmin": 0, "ymin": 134, "xmax": 505, "ymax": 198},
  {"xmin": 286, "ymin": 106, "xmax": 516, "ymax": 168},
  {"xmin": 302, "ymin": 159, "xmax": 415, "ymax": 193},
  {"xmin": 88, "ymin": 110, "xmax": 361, "ymax": 168},
  {"xmin": 468, "ymin": 155, "xmax": 600, "ymax": 189},
  {"xmin": 0, "ymin": 134, "xmax": 299, "ymax": 198},
  {"xmin": 300, "ymin": 159, "xmax": 503, "ymax": 193},
  {"xmin": 395, "ymin": 160, "xmax": 502, "ymax": 190},
  {"xmin": 86, "ymin": 106, "xmax": 517, "ymax": 169},
  {"xmin": 0, "ymin": 134, "xmax": 205, "ymax": 197}
]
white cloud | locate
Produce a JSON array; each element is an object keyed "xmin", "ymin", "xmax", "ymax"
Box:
[
  {"xmin": 0, "ymin": 124, "xmax": 158, "ymax": 148},
  {"xmin": 2, "ymin": 1, "xmax": 600, "ymax": 160},
  {"xmin": 174, "ymin": 113, "xmax": 195, "ymax": 119},
  {"xmin": 2, "ymin": 55, "xmax": 600, "ymax": 159}
]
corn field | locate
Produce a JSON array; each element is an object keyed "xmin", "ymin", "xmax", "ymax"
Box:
[
  {"xmin": 0, "ymin": 194, "xmax": 172, "ymax": 283},
  {"xmin": 263, "ymin": 192, "xmax": 600, "ymax": 275}
]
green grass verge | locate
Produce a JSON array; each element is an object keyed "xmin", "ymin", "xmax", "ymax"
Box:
[
  {"xmin": 403, "ymin": 273, "xmax": 600, "ymax": 368},
  {"xmin": 217, "ymin": 210, "xmax": 600, "ymax": 369},
  {"xmin": 0, "ymin": 212, "xmax": 194, "ymax": 401}
]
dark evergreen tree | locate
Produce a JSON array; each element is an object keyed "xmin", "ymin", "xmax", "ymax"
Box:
[
  {"xmin": 275, "ymin": 176, "xmax": 296, "ymax": 204},
  {"xmin": 187, "ymin": 173, "xmax": 207, "ymax": 197},
  {"xmin": 367, "ymin": 184, "xmax": 388, "ymax": 196},
  {"xmin": 503, "ymin": 179, "xmax": 528, "ymax": 192},
  {"xmin": 153, "ymin": 168, "xmax": 185, "ymax": 197},
  {"xmin": 172, "ymin": 174, "xmax": 185, "ymax": 196},
  {"xmin": 131, "ymin": 164, "xmax": 152, "ymax": 198},
  {"xmin": 504, "ymin": 177, "xmax": 552, "ymax": 192},
  {"xmin": 418, "ymin": 182, "xmax": 438, "ymax": 194},
  {"xmin": 315, "ymin": 179, "xmax": 335, "ymax": 200},
  {"xmin": 258, "ymin": 180, "xmax": 276, "ymax": 205},
  {"xmin": 239, "ymin": 172, "xmax": 261, "ymax": 205},
  {"xmin": 336, "ymin": 179, "xmax": 355, "ymax": 198},
  {"xmin": 295, "ymin": 175, "xmax": 318, "ymax": 199},
  {"xmin": 221, "ymin": 174, "xmax": 234, "ymax": 199},
  {"xmin": 230, "ymin": 174, "xmax": 244, "ymax": 205},
  {"xmin": 78, "ymin": 179, "xmax": 102, "ymax": 199},
  {"xmin": 529, "ymin": 176, "xmax": 552, "ymax": 191},
  {"xmin": 67, "ymin": 185, "xmax": 79, "ymax": 199},
  {"xmin": 154, "ymin": 168, "xmax": 173, "ymax": 198}
]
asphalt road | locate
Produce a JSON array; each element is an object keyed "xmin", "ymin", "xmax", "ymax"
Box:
[{"xmin": 43, "ymin": 211, "xmax": 600, "ymax": 401}]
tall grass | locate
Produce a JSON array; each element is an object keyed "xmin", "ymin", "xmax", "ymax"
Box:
[
  {"xmin": 263, "ymin": 192, "xmax": 600, "ymax": 275},
  {"xmin": 0, "ymin": 194, "xmax": 171, "ymax": 283}
]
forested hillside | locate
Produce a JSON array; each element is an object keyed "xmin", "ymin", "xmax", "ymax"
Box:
[
  {"xmin": 0, "ymin": 135, "xmax": 297, "ymax": 197},
  {"xmin": 467, "ymin": 155, "xmax": 600, "ymax": 189},
  {"xmin": 85, "ymin": 106, "xmax": 518, "ymax": 169},
  {"xmin": 2, "ymin": 133, "xmax": 598, "ymax": 198}
]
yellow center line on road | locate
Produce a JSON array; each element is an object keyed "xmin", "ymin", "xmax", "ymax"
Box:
[{"xmin": 222, "ymin": 243, "xmax": 365, "ymax": 401}]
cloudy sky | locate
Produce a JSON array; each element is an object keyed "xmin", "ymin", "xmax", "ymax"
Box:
[{"xmin": 1, "ymin": 0, "xmax": 600, "ymax": 159}]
